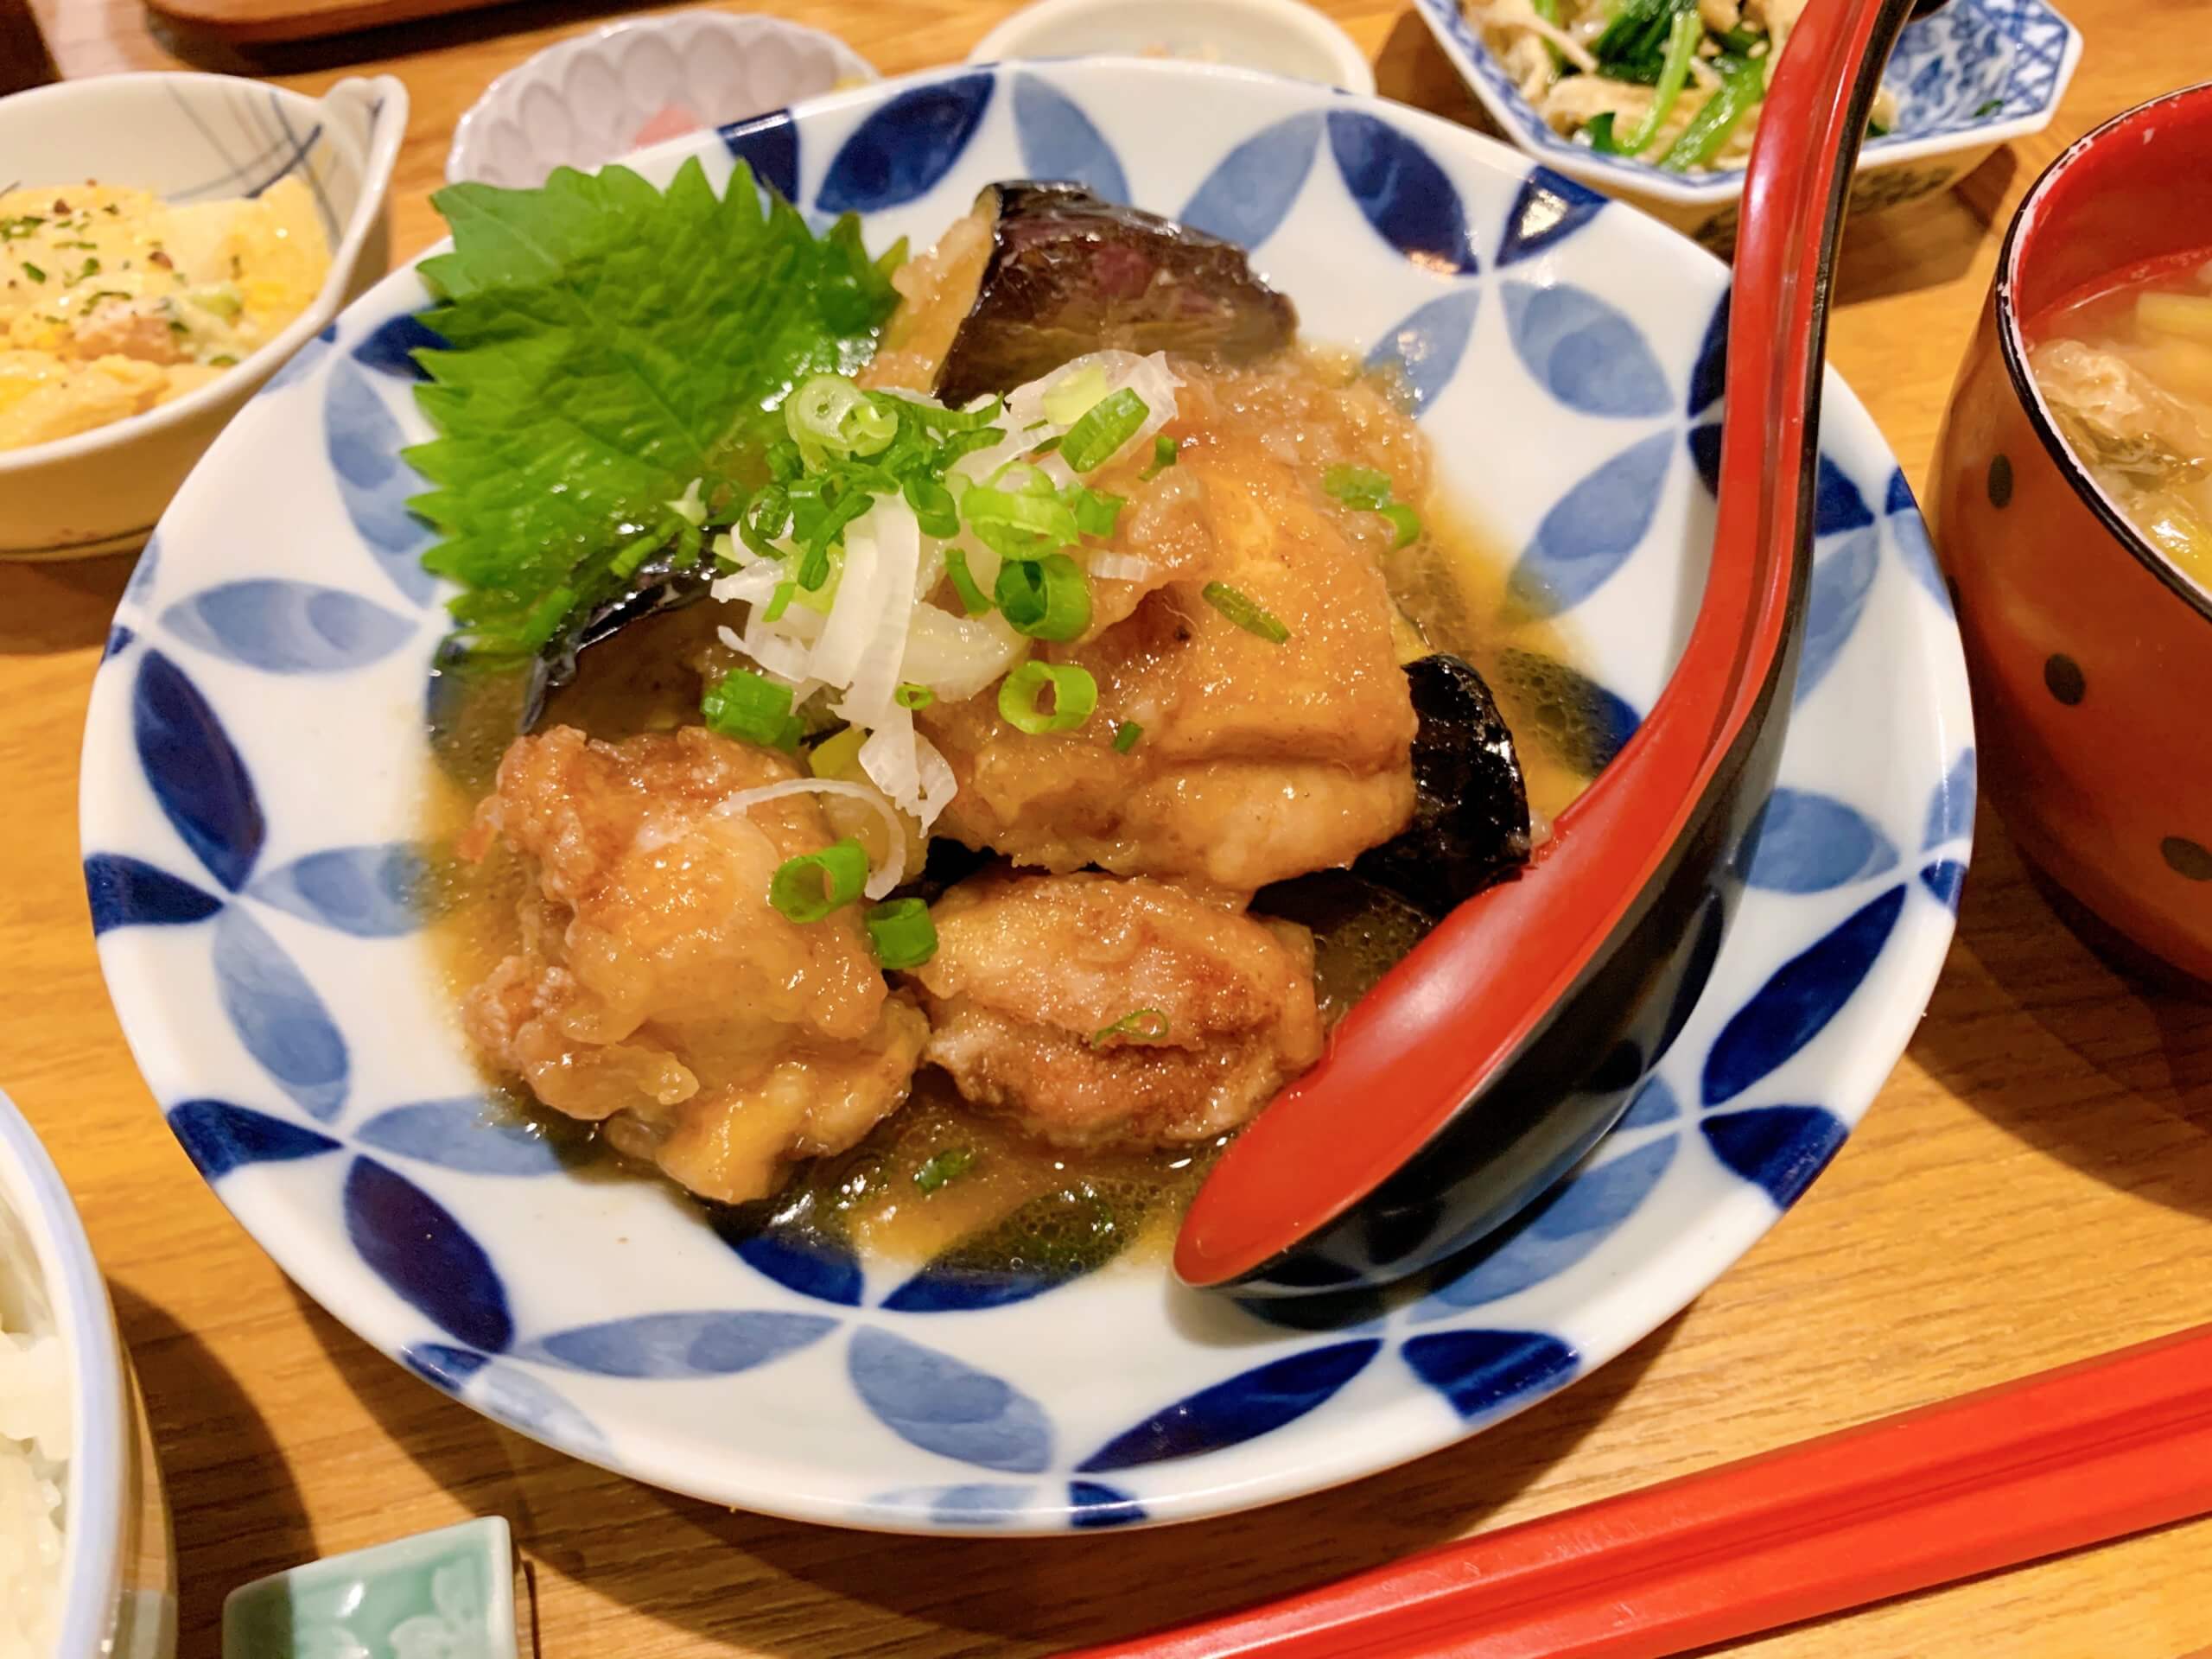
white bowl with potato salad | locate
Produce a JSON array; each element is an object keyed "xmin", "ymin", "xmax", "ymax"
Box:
[{"xmin": 0, "ymin": 72, "xmax": 404, "ymax": 559}]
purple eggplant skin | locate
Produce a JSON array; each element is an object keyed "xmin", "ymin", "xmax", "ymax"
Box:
[
  {"xmin": 1353, "ymin": 654, "xmax": 1533, "ymax": 918},
  {"xmin": 934, "ymin": 183, "xmax": 1299, "ymax": 405}
]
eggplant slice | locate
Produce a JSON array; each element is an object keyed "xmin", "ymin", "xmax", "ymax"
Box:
[
  {"xmin": 1352, "ymin": 654, "xmax": 1533, "ymax": 918},
  {"xmin": 935, "ymin": 182, "xmax": 1298, "ymax": 405}
]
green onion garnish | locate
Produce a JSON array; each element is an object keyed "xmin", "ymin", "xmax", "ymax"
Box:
[
  {"xmin": 943, "ymin": 549, "xmax": 993, "ymax": 616},
  {"xmin": 1061, "ymin": 389, "xmax": 1149, "ymax": 473},
  {"xmin": 1380, "ymin": 503, "xmax": 1422, "ymax": 549},
  {"xmin": 1029, "ymin": 434, "xmax": 1063, "ymax": 457},
  {"xmin": 21, "ymin": 262, "xmax": 43, "ymax": 283},
  {"xmin": 1091, "ymin": 1008, "xmax": 1169, "ymax": 1048},
  {"xmin": 1042, "ymin": 364, "xmax": 1110, "ymax": 425},
  {"xmin": 998, "ymin": 660, "xmax": 1098, "ymax": 734},
  {"xmin": 762, "ymin": 580, "xmax": 797, "ymax": 623},
  {"xmin": 962, "ymin": 482, "xmax": 1082, "ymax": 556},
  {"xmin": 787, "ymin": 372, "xmax": 898, "ymax": 458},
  {"xmin": 895, "ymin": 682, "xmax": 935, "ymax": 710},
  {"xmin": 702, "ymin": 667, "xmax": 803, "ymax": 749},
  {"xmin": 769, "ymin": 838, "xmax": 868, "ymax": 923},
  {"xmin": 1322, "ymin": 464, "xmax": 1393, "ymax": 511},
  {"xmin": 1141, "ymin": 435, "xmax": 1180, "ymax": 480},
  {"xmin": 866, "ymin": 897, "xmax": 939, "ymax": 969},
  {"xmin": 1202, "ymin": 582, "xmax": 1290, "ymax": 645},
  {"xmin": 1069, "ymin": 486, "xmax": 1124, "ymax": 538},
  {"xmin": 995, "ymin": 553, "xmax": 1091, "ymax": 642},
  {"xmin": 1112, "ymin": 721, "xmax": 1142, "ymax": 753},
  {"xmin": 913, "ymin": 1147, "xmax": 973, "ymax": 1192},
  {"xmin": 903, "ymin": 474, "xmax": 958, "ymax": 538}
]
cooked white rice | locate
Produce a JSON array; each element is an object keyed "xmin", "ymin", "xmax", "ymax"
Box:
[{"xmin": 0, "ymin": 1191, "xmax": 67, "ymax": 1656}]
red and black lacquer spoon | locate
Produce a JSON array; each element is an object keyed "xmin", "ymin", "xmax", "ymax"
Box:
[{"xmin": 1178, "ymin": 0, "xmax": 1918, "ymax": 1296}]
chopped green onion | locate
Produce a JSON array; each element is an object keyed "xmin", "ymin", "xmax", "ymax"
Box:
[
  {"xmin": 903, "ymin": 474, "xmax": 958, "ymax": 538},
  {"xmin": 769, "ymin": 839, "xmax": 869, "ymax": 924},
  {"xmin": 1061, "ymin": 388, "xmax": 1149, "ymax": 473},
  {"xmin": 895, "ymin": 682, "xmax": 935, "ymax": 710},
  {"xmin": 962, "ymin": 483, "xmax": 1081, "ymax": 554},
  {"xmin": 1202, "ymin": 582, "xmax": 1290, "ymax": 645},
  {"xmin": 1029, "ymin": 434, "xmax": 1063, "ymax": 457},
  {"xmin": 943, "ymin": 550, "xmax": 993, "ymax": 617},
  {"xmin": 1141, "ymin": 435, "xmax": 1180, "ymax": 480},
  {"xmin": 995, "ymin": 553, "xmax": 1091, "ymax": 641},
  {"xmin": 884, "ymin": 391, "xmax": 1003, "ymax": 431},
  {"xmin": 787, "ymin": 372, "xmax": 898, "ymax": 457},
  {"xmin": 762, "ymin": 580, "xmax": 797, "ymax": 624},
  {"xmin": 1380, "ymin": 503, "xmax": 1422, "ymax": 549},
  {"xmin": 702, "ymin": 668, "xmax": 803, "ymax": 748},
  {"xmin": 1112, "ymin": 721, "xmax": 1143, "ymax": 753},
  {"xmin": 912, "ymin": 1146, "xmax": 973, "ymax": 1192},
  {"xmin": 1585, "ymin": 113, "xmax": 1623, "ymax": 155},
  {"xmin": 998, "ymin": 660, "xmax": 1098, "ymax": 734},
  {"xmin": 1091, "ymin": 1008, "xmax": 1170, "ymax": 1048},
  {"xmin": 1323, "ymin": 464, "xmax": 1394, "ymax": 511},
  {"xmin": 1069, "ymin": 486, "xmax": 1124, "ymax": 538},
  {"xmin": 867, "ymin": 897, "xmax": 940, "ymax": 970},
  {"xmin": 20, "ymin": 262, "xmax": 42, "ymax": 283},
  {"xmin": 1042, "ymin": 364, "xmax": 1110, "ymax": 425}
]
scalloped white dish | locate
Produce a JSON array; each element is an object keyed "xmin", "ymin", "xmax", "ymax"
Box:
[
  {"xmin": 448, "ymin": 10, "xmax": 876, "ymax": 188},
  {"xmin": 80, "ymin": 61, "xmax": 1971, "ymax": 1535}
]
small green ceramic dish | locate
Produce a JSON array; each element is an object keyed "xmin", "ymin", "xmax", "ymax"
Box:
[{"xmin": 221, "ymin": 1517, "xmax": 515, "ymax": 1659}]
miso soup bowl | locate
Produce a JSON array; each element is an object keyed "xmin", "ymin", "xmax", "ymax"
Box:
[{"xmin": 1931, "ymin": 84, "xmax": 2212, "ymax": 986}]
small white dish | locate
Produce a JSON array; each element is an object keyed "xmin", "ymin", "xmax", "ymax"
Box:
[
  {"xmin": 448, "ymin": 11, "xmax": 879, "ymax": 190},
  {"xmin": 0, "ymin": 73, "xmax": 405, "ymax": 561},
  {"xmin": 969, "ymin": 0, "xmax": 1376, "ymax": 97},
  {"xmin": 0, "ymin": 1089, "xmax": 175, "ymax": 1659}
]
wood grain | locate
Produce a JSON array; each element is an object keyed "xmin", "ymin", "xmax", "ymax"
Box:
[{"xmin": 13, "ymin": 2, "xmax": 2212, "ymax": 1655}]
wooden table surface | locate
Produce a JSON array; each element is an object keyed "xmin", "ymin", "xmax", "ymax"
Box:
[{"xmin": 11, "ymin": 1, "xmax": 2212, "ymax": 1654}]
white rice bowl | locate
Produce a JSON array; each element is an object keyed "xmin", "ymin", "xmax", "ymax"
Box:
[{"xmin": 0, "ymin": 1090, "xmax": 137, "ymax": 1659}]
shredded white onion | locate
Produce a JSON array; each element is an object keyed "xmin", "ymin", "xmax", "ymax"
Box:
[
  {"xmin": 711, "ymin": 779, "xmax": 907, "ymax": 899},
  {"xmin": 836, "ymin": 500, "xmax": 921, "ymax": 729},
  {"xmin": 1088, "ymin": 551, "xmax": 1156, "ymax": 584},
  {"xmin": 900, "ymin": 604, "xmax": 1028, "ymax": 701}
]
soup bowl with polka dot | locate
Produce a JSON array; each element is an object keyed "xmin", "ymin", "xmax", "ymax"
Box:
[
  {"xmin": 79, "ymin": 60, "xmax": 1974, "ymax": 1532},
  {"xmin": 1934, "ymin": 84, "xmax": 2212, "ymax": 989}
]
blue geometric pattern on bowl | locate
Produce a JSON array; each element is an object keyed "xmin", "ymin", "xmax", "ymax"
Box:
[
  {"xmin": 81, "ymin": 61, "xmax": 1974, "ymax": 1534},
  {"xmin": 1413, "ymin": 0, "xmax": 2078, "ymax": 195}
]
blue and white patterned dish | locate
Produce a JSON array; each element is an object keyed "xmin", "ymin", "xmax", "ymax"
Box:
[
  {"xmin": 1415, "ymin": 0, "xmax": 2081, "ymax": 252},
  {"xmin": 79, "ymin": 60, "xmax": 1973, "ymax": 1534}
]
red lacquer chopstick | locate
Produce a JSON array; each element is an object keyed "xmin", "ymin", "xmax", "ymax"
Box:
[{"xmin": 1064, "ymin": 1323, "xmax": 2212, "ymax": 1659}]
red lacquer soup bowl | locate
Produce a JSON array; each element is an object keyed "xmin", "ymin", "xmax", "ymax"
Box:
[{"xmin": 1932, "ymin": 84, "xmax": 2212, "ymax": 985}]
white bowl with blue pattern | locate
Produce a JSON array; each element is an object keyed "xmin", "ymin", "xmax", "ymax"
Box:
[
  {"xmin": 78, "ymin": 60, "xmax": 1973, "ymax": 1534},
  {"xmin": 1415, "ymin": 0, "xmax": 2081, "ymax": 252}
]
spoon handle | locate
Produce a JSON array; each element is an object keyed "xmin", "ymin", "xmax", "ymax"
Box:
[{"xmin": 1177, "ymin": 0, "xmax": 1913, "ymax": 1287}]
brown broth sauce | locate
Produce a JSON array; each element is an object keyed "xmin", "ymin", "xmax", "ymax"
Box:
[{"xmin": 421, "ymin": 382, "xmax": 1598, "ymax": 1269}]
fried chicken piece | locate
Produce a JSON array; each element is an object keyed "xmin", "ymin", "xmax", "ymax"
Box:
[
  {"xmin": 461, "ymin": 725, "xmax": 925, "ymax": 1203},
  {"xmin": 904, "ymin": 870, "xmax": 1324, "ymax": 1147},
  {"xmin": 917, "ymin": 359, "xmax": 1420, "ymax": 891}
]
